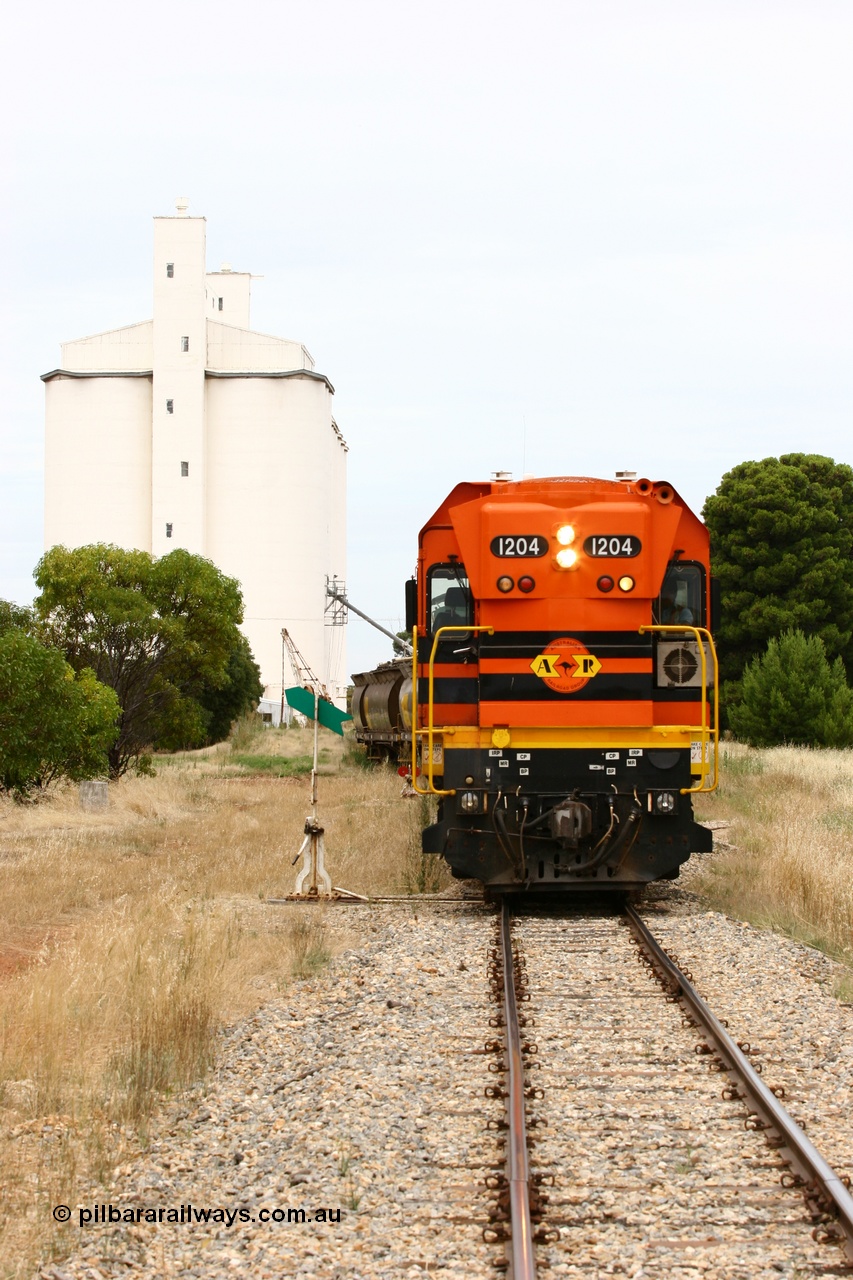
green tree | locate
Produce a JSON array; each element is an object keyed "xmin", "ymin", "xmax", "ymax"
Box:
[
  {"xmin": 193, "ymin": 633, "xmax": 263, "ymax": 745},
  {"xmin": 392, "ymin": 628, "xmax": 412, "ymax": 656},
  {"xmin": 729, "ymin": 629, "xmax": 853, "ymax": 748},
  {"xmin": 0, "ymin": 628, "xmax": 120, "ymax": 796},
  {"xmin": 34, "ymin": 545, "xmax": 248, "ymax": 776},
  {"xmin": 703, "ymin": 454, "xmax": 853, "ymax": 688},
  {"xmin": 0, "ymin": 599, "xmax": 36, "ymax": 635}
]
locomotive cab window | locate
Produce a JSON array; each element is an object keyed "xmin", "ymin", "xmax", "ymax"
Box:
[
  {"xmin": 428, "ymin": 565, "xmax": 473, "ymax": 635},
  {"xmin": 654, "ymin": 562, "xmax": 705, "ymax": 627}
]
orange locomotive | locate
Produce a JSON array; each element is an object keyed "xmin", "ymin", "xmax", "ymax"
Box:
[{"xmin": 407, "ymin": 473, "xmax": 718, "ymax": 890}]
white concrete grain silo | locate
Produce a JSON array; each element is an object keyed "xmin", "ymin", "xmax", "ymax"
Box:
[{"xmin": 43, "ymin": 201, "xmax": 347, "ymax": 705}]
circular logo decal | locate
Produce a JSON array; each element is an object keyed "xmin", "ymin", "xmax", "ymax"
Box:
[{"xmin": 541, "ymin": 636, "xmax": 600, "ymax": 694}]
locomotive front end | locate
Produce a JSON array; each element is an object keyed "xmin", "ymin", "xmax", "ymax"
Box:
[{"xmin": 410, "ymin": 474, "xmax": 717, "ymax": 890}]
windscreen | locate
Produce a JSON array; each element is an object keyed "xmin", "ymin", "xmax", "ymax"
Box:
[
  {"xmin": 428, "ymin": 566, "xmax": 473, "ymax": 634},
  {"xmin": 654, "ymin": 562, "xmax": 704, "ymax": 627}
]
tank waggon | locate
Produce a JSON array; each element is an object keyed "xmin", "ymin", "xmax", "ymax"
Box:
[
  {"xmin": 403, "ymin": 473, "xmax": 719, "ymax": 892},
  {"xmin": 351, "ymin": 661, "xmax": 412, "ymax": 761}
]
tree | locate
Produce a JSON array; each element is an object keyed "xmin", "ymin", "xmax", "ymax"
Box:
[
  {"xmin": 34, "ymin": 545, "xmax": 248, "ymax": 776},
  {"xmin": 0, "ymin": 599, "xmax": 36, "ymax": 634},
  {"xmin": 392, "ymin": 628, "xmax": 412, "ymax": 656},
  {"xmin": 0, "ymin": 628, "xmax": 120, "ymax": 796},
  {"xmin": 193, "ymin": 633, "xmax": 263, "ymax": 745},
  {"xmin": 703, "ymin": 454, "xmax": 853, "ymax": 687},
  {"xmin": 729, "ymin": 629, "xmax": 853, "ymax": 748}
]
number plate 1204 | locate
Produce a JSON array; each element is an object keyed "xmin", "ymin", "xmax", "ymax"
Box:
[
  {"xmin": 583, "ymin": 535, "xmax": 642, "ymax": 557},
  {"xmin": 490, "ymin": 535, "xmax": 547, "ymax": 558}
]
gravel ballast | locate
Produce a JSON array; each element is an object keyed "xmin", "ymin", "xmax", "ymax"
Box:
[
  {"xmin": 46, "ymin": 890, "xmax": 853, "ymax": 1280},
  {"xmin": 51, "ymin": 901, "xmax": 503, "ymax": 1280}
]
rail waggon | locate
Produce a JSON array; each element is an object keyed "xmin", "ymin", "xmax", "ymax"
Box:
[
  {"xmin": 350, "ymin": 660, "xmax": 411, "ymax": 761},
  {"xmin": 354, "ymin": 472, "xmax": 719, "ymax": 891}
]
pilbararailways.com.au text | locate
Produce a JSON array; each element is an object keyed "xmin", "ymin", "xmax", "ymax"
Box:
[{"xmin": 67, "ymin": 1204, "xmax": 342, "ymax": 1228}]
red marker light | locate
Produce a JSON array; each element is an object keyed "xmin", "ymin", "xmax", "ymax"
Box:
[
  {"xmin": 518, "ymin": 575, "xmax": 535, "ymax": 593},
  {"xmin": 597, "ymin": 575, "xmax": 615, "ymax": 592}
]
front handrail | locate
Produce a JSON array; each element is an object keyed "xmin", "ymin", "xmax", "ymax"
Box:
[
  {"xmin": 411, "ymin": 623, "xmax": 494, "ymax": 796},
  {"xmin": 638, "ymin": 624, "xmax": 719, "ymax": 794}
]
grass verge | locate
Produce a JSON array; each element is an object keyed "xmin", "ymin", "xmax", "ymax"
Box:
[
  {"xmin": 230, "ymin": 752, "xmax": 315, "ymax": 775},
  {"xmin": 693, "ymin": 742, "xmax": 853, "ymax": 987}
]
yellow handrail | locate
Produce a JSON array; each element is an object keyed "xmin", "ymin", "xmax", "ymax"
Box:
[
  {"xmin": 638, "ymin": 624, "xmax": 719, "ymax": 794},
  {"xmin": 411, "ymin": 623, "xmax": 494, "ymax": 796}
]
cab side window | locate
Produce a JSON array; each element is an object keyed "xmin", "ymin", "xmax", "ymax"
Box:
[
  {"xmin": 428, "ymin": 565, "xmax": 473, "ymax": 634},
  {"xmin": 654, "ymin": 563, "xmax": 705, "ymax": 627}
]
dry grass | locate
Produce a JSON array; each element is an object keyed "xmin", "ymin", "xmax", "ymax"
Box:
[
  {"xmin": 7, "ymin": 723, "xmax": 852, "ymax": 1269},
  {"xmin": 0, "ymin": 724, "xmax": 446, "ymax": 1277},
  {"xmin": 693, "ymin": 742, "xmax": 853, "ymax": 981}
]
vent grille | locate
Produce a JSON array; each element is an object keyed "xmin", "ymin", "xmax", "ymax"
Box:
[{"xmin": 656, "ymin": 640, "xmax": 708, "ymax": 688}]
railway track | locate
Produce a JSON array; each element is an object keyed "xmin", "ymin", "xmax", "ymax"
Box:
[{"xmin": 489, "ymin": 901, "xmax": 853, "ymax": 1279}]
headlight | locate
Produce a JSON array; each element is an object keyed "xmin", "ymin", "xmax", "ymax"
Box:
[
  {"xmin": 555, "ymin": 547, "xmax": 578, "ymax": 569},
  {"xmin": 652, "ymin": 791, "xmax": 677, "ymax": 815},
  {"xmin": 555, "ymin": 524, "xmax": 575, "ymax": 546},
  {"xmin": 459, "ymin": 791, "xmax": 480, "ymax": 814}
]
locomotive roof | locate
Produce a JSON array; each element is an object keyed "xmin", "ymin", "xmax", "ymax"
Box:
[{"xmin": 419, "ymin": 475, "xmax": 691, "ymax": 541}]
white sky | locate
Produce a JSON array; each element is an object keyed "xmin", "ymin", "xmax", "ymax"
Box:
[{"xmin": 2, "ymin": 0, "xmax": 851, "ymax": 676}]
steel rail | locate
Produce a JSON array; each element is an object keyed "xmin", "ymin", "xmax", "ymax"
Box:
[
  {"xmin": 500, "ymin": 902, "xmax": 538, "ymax": 1280},
  {"xmin": 625, "ymin": 904, "xmax": 853, "ymax": 1261}
]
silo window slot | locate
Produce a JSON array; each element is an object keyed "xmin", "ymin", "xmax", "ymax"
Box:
[
  {"xmin": 166, "ymin": 263, "xmax": 174, "ymax": 278},
  {"xmin": 166, "ymin": 523, "xmax": 173, "ymax": 538},
  {"xmin": 166, "ymin": 399, "xmax": 174, "ymax": 414},
  {"xmin": 181, "ymin": 336, "xmax": 189, "ymax": 352},
  {"xmin": 181, "ymin": 462, "xmax": 189, "ymax": 477},
  {"xmin": 218, "ymin": 297, "xmax": 223, "ymax": 310}
]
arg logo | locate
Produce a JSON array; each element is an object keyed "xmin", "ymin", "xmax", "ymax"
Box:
[{"xmin": 529, "ymin": 637, "xmax": 602, "ymax": 694}]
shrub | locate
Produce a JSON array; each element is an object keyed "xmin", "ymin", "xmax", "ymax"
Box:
[
  {"xmin": 0, "ymin": 630, "xmax": 120, "ymax": 795},
  {"xmin": 729, "ymin": 629, "xmax": 853, "ymax": 748}
]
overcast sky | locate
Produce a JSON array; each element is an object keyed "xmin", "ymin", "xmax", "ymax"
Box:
[{"xmin": 2, "ymin": 0, "xmax": 851, "ymax": 676}]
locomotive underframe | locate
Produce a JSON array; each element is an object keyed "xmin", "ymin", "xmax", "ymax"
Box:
[{"xmin": 421, "ymin": 744, "xmax": 712, "ymax": 889}]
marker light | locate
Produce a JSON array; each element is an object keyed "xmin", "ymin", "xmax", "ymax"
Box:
[
  {"xmin": 518, "ymin": 575, "xmax": 535, "ymax": 593},
  {"xmin": 618, "ymin": 575, "xmax": 635, "ymax": 592},
  {"xmin": 555, "ymin": 548, "xmax": 578, "ymax": 569},
  {"xmin": 597, "ymin": 575, "xmax": 615, "ymax": 592},
  {"xmin": 555, "ymin": 524, "xmax": 575, "ymax": 546},
  {"xmin": 497, "ymin": 575, "xmax": 514, "ymax": 592}
]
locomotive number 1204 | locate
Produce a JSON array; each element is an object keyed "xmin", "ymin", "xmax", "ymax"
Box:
[
  {"xmin": 583, "ymin": 535, "xmax": 642, "ymax": 558},
  {"xmin": 490, "ymin": 535, "xmax": 547, "ymax": 558}
]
